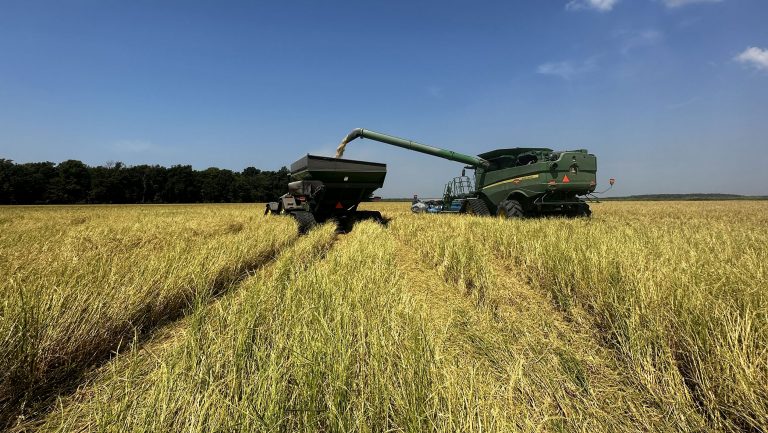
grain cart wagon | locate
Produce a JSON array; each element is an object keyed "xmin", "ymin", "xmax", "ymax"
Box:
[
  {"xmin": 265, "ymin": 154, "xmax": 386, "ymax": 233},
  {"xmin": 337, "ymin": 128, "xmax": 599, "ymax": 218}
]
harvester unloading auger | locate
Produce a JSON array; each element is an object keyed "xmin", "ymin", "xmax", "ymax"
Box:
[{"xmin": 267, "ymin": 128, "xmax": 611, "ymax": 233}]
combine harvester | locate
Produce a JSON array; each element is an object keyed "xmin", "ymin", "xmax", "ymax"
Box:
[{"xmin": 267, "ymin": 128, "xmax": 611, "ymax": 232}]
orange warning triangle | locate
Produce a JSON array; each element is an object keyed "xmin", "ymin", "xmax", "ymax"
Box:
[
  {"xmin": 335, "ymin": 201, "xmax": 344, "ymax": 209},
  {"xmin": 562, "ymin": 175, "xmax": 571, "ymax": 183}
]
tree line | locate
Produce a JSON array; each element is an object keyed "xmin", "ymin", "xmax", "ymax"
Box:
[{"xmin": 0, "ymin": 159, "xmax": 291, "ymax": 204}]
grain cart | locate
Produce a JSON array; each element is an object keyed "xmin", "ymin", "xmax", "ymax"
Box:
[
  {"xmin": 265, "ymin": 154, "xmax": 386, "ymax": 233},
  {"xmin": 337, "ymin": 128, "xmax": 599, "ymax": 218}
]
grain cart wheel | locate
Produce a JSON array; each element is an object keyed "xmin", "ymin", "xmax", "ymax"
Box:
[
  {"xmin": 290, "ymin": 211, "xmax": 317, "ymax": 234},
  {"xmin": 577, "ymin": 203, "xmax": 592, "ymax": 218},
  {"xmin": 465, "ymin": 198, "xmax": 491, "ymax": 216},
  {"xmin": 567, "ymin": 202, "xmax": 592, "ymax": 218},
  {"xmin": 335, "ymin": 214, "xmax": 356, "ymax": 234},
  {"xmin": 496, "ymin": 199, "xmax": 525, "ymax": 219},
  {"xmin": 356, "ymin": 210, "xmax": 388, "ymax": 226}
]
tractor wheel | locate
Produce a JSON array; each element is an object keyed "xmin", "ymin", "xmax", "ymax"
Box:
[
  {"xmin": 496, "ymin": 200, "xmax": 525, "ymax": 219},
  {"xmin": 290, "ymin": 211, "xmax": 317, "ymax": 234},
  {"xmin": 465, "ymin": 198, "xmax": 491, "ymax": 216}
]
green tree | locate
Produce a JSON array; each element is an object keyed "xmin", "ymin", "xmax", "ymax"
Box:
[
  {"xmin": 162, "ymin": 165, "xmax": 200, "ymax": 203},
  {"xmin": 0, "ymin": 159, "xmax": 15, "ymax": 204},
  {"xmin": 200, "ymin": 167, "xmax": 235, "ymax": 202},
  {"xmin": 48, "ymin": 160, "xmax": 91, "ymax": 203}
]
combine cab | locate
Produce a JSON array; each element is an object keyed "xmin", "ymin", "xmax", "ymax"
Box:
[{"xmin": 265, "ymin": 154, "xmax": 386, "ymax": 233}]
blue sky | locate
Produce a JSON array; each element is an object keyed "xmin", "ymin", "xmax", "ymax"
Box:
[{"xmin": 1, "ymin": 0, "xmax": 766, "ymax": 196}]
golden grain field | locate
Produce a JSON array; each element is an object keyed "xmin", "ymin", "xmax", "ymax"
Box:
[{"xmin": 1, "ymin": 201, "xmax": 766, "ymax": 432}]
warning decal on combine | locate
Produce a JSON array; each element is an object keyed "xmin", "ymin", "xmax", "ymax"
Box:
[
  {"xmin": 562, "ymin": 175, "xmax": 571, "ymax": 183},
  {"xmin": 335, "ymin": 202, "xmax": 344, "ymax": 209}
]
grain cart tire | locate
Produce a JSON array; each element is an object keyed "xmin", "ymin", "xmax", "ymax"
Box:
[
  {"xmin": 335, "ymin": 214, "xmax": 356, "ymax": 234},
  {"xmin": 577, "ymin": 203, "xmax": 592, "ymax": 218},
  {"xmin": 356, "ymin": 210, "xmax": 387, "ymax": 225},
  {"xmin": 290, "ymin": 211, "xmax": 317, "ymax": 234},
  {"xmin": 567, "ymin": 202, "xmax": 592, "ymax": 218},
  {"xmin": 497, "ymin": 199, "xmax": 525, "ymax": 219},
  {"xmin": 465, "ymin": 198, "xmax": 491, "ymax": 216}
]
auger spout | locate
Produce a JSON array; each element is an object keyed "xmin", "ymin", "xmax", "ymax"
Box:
[{"xmin": 336, "ymin": 128, "xmax": 490, "ymax": 168}]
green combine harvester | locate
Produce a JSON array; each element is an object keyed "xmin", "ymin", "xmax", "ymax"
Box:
[{"xmin": 267, "ymin": 128, "xmax": 609, "ymax": 232}]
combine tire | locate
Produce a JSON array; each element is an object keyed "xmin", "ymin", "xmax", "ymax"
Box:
[
  {"xmin": 290, "ymin": 211, "xmax": 317, "ymax": 234},
  {"xmin": 465, "ymin": 198, "xmax": 491, "ymax": 216},
  {"xmin": 496, "ymin": 199, "xmax": 525, "ymax": 219}
]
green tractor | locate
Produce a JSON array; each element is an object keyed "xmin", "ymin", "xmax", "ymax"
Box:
[{"xmin": 338, "ymin": 128, "xmax": 605, "ymax": 218}]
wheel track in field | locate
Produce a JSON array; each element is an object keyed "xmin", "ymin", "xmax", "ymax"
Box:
[
  {"xmin": 6, "ymin": 229, "xmax": 341, "ymax": 433},
  {"xmin": 391, "ymin": 237, "xmax": 679, "ymax": 432}
]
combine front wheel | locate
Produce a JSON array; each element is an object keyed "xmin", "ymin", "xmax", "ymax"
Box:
[{"xmin": 496, "ymin": 200, "xmax": 525, "ymax": 219}]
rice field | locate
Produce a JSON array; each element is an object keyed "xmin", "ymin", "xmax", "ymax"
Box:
[{"xmin": 1, "ymin": 201, "xmax": 766, "ymax": 432}]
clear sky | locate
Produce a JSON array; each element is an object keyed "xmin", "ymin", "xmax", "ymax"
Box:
[{"xmin": 1, "ymin": 0, "xmax": 766, "ymax": 197}]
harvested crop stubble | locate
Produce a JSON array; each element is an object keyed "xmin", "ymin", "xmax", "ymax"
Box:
[{"xmin": 0, "ymin": 204, "xmax": 296, "ymax": 427}]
